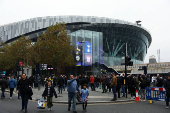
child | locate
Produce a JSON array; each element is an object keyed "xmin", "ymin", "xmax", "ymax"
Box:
[
  {"xmin": 42, "ymin": 81, "xmax": 57, "ymax": 111},
  {"xmin": 81, "ymin": 84, "xmax": 89, "ymax": 112}
]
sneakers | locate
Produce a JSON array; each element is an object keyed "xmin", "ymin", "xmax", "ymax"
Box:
[
  {"xmin": 166, "ymin": 106, "xmax": 169, "ymax": 109},
  {"xmin": 21, "ymin": 109, "xmax": 27, "ymax": 112},
  {"xmin": 10, "ymin": 97, "xmax": 12, "ymax": 99},
  {"xmin": 50, "ymin": 107, "xmax": 52, "ymax": 111},
  {"xmin": 48, "ymin": 108, "xmax": 50, "ymax": 111}
]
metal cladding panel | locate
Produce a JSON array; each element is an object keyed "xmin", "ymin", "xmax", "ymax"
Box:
[{"xmin": 0, "ymin": 15, "xmax": 152, "ymax": 46}]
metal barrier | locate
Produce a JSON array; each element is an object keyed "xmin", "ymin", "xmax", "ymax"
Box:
[{"xmin": 146, "ymin": 87, "xmax": 167, "ymax": 102}]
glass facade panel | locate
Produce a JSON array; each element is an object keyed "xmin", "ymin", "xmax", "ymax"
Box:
[{"xmin": 69, "ymin": 29, "xmax": 103, "ymax": 66}]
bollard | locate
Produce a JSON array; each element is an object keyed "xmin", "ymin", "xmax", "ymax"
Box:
[{"xmin": 150, "ymin": 100, "xmax": 153, "ymax": 104}]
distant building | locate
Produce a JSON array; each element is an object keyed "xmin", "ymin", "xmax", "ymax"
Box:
[{"xmin": 149, "ymin": 55, "xmax": 157, "ymax": 63}]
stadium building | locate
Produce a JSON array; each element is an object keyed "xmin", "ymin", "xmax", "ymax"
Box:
[{"xmin": 0, "ymin": 16, "xmax": 152, "ymax": 76}]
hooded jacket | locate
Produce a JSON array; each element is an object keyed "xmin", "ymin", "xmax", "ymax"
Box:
[
  {"xmin": 90, "ymin": 76, "xmax": 95, "ymax": 84},
  {"xmin": 8, "ymin": 79, "xmax": 17, "ymax": 88}
]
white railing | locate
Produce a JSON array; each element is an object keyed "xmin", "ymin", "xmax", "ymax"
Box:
[{"xmin": 108, "ymin": 62, "xmax": 170, "ymax": 69}]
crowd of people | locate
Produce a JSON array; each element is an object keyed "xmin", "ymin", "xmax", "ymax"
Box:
[{"xmin": 0, "ymin": 73, "xmax": 170, "ymax": 112}]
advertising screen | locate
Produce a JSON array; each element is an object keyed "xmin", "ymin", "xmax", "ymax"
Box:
[{"xmin": 76, "ymin": 41, "xmax": 92, "ymax": 66}]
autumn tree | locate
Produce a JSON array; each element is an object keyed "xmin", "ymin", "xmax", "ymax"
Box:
[
  {"xmin": 0, "ymin": 35, "xmax": 33, "ymax": 72},
  {"xmin": 34, "ymin": 23, "xmax": 76, "ymax": 67}
]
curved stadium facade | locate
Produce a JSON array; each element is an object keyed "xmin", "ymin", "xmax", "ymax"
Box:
[{"xmin": 0, "ymin": 16, "xmax": 152, "ymax": 66}]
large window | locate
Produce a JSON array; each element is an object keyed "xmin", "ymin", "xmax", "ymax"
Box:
[{"xmin": 69, "ymin": 29, "xmax": 103, "ymax": 66}]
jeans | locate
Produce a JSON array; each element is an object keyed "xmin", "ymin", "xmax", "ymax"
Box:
[
  {"xmin": 112, "ymin": 86, "xmax": 117, "ymax": 99},
  {"xmin": 88, "ymin": 82, "xmax": 91, "ymax": 89},
  {"xmin": 63, "ymin": 84, "xmax": 65, "ymax": 90},
  {"xmin": 21, "ymin": 93, "xmax": 28, "ymax": 110},
  {"xmin": 10, "ymin": 88, "xmax": 14, "ymax": 97},
  {"xmin": 59, "ymin": 86, "xmax": 63, "ymax": 94},
  {"xmin": 68, "ymin": 92, "xmax": 76, "ymax": 111},
  {"xmin": 96, "ymin": 82, "xmax": 99, "ymax": 88},
  {"xmin": 121, "ymin": 85, "xmax": 125, "ymax": 97},
  {"xmin": 1, "ymin": 88, "xmax": 5, "ymax": 98},
  {"xmin": 106, "ymin": 83, "xmax": 111, "ymax": 92}
]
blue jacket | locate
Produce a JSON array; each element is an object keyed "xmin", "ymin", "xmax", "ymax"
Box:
[
  {"xmin": 8, "ymin": 79, "xmax": 17, "ymax": 88},
  {"xmin": 67, "ymin": 78, "xmax": 80, "ymax": 93}
]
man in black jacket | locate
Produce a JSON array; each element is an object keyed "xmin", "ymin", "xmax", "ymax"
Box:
[
  {"xmin": 140, "ymin": 77, "xmax": 146, "ymax": 99},
  {"xmin": 57, "ymin": 75, "xmax": 64, "ymax": 94},
  {"xmin": 128, "ymin": 75, "xmax": 136, "ymax": 99},
  {"xmin": 157, "ymin": 75, "xmax": 163, "ymax": 87},
  {"xmin": 164, "ymin": 74, "xmax": 170, "ymax": 109},
  {"xmin": 17, "ymin": 73, "xmax": 32, "ymax": 112},
  {"xmin": 80, "ymin": 77, "xmax": 88, "ymax": 89},
  {"xmin": 42, "ymin": 81, "xmax": 57, "ymax": 111},
  {"xmin": 0, "ymin": 77, "xmax": 8, "ymax": 99}
]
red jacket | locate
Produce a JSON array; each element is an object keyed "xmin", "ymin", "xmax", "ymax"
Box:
[{"xmin": 90, "ymin": 77, "xmax": 95, "ymax": 83}]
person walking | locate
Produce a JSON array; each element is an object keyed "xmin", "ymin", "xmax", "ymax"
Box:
[
  {"xmin": 17, "ymin": 73, "xmax": 32, "ymax": 112},
  {"xmin": 67, "ymin": 75, "xmax": 80, "ymax": 113},
  {"xmin": 96, "ymin": 77, "xmax": 100, "ymax": 88},
  {"xmin": 81, "ymin": 84, "xmax": 89, "ymax": 112},
  {"xmin": 116, "ymin": 75, "xmax": 121, "ymax": 98},
  {"xmin": 8, "ymin": 76, "xmax": 17, "ymax": 99},
  {"xmin": 120, "ymin": 74, "xmax": 125, "ymax": 97},
  {"xmin": 58, "ymin": 75, "xmax": 64, "ymax": 94},
  {"xmin": 140, "ymin": 77, "xmax": 146, "ymax": 99},
  {"xmin": 0, "ymin": 76, "xmax": 8, "ymax": 99},
  {"xmin": 157, "ymin": 75, "xmax": 163, "ymax": 87},
  {"xmin": 106, "ymin": 75, "xmax": 111, "ymax": 92},
  {"xmin": 100, "ymin": 75, "xmax": 106, "ymax": 93},
  {"xmin": 164, "ymin": 74, "xmax": 170, "ymax": 109},
  {"xmin": 42, "ymin": 81, "xmax": 57, "ymax": 111},
  {"xmin": 110, "ymin": 74, "xmax": 117, "ymax": 101},
  {"xmin": 90, "ymin": 75, "xmax": 95, "ymax": 91},
  {"xmin": 128, "ymin": 75, "xmax": 136, "ymax": 99},
  {"xmin": 17, "ymin": 76, "xmax": 21, "ymax": 99}
]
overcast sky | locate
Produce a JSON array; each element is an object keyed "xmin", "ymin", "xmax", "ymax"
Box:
[{"xmin": 0, "ymin": 0, "xmax": 170, "ymax": 63}]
